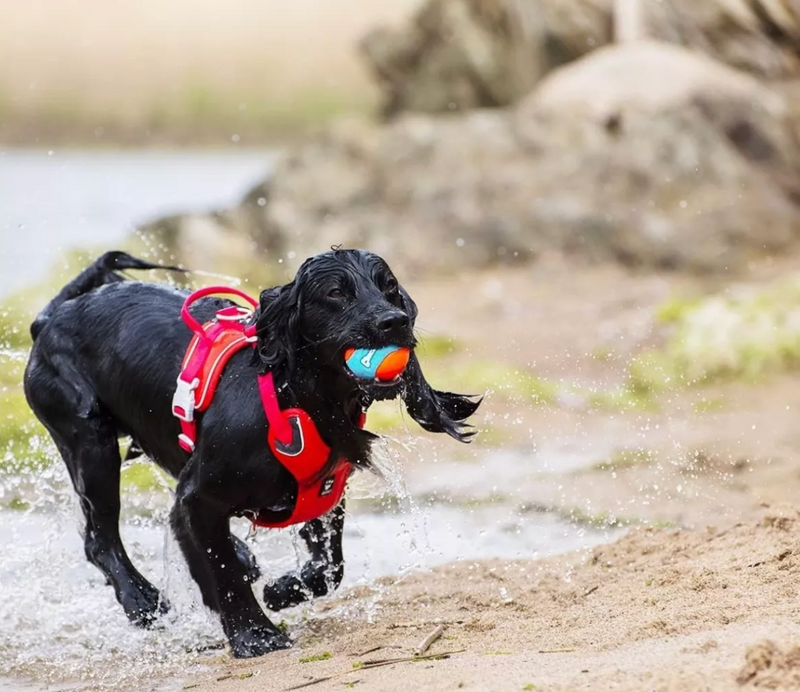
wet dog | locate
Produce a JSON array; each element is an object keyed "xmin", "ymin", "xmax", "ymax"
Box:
[{"xmin": 24, "ymin": 249, "xmax": 480, "ymax": 658}]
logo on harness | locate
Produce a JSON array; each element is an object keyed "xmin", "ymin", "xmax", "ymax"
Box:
[
  {"xmin": 273, "ymin": 415, "xmax": 304, "ymax": 457},
  {"xmin": 319, "ymin": 477, "xmax": 335, "ymax": 497}
]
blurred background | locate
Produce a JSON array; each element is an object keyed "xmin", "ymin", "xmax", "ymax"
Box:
[{"xmin": 6, "ymin": 0, "xmax": 800, "ymax": 688}]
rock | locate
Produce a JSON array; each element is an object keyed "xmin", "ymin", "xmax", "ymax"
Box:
[
  {"xmin": 254, "ymin": 41, "xmax": 800, "ymax": 275},
  {"xmin": 361, "ymin": 0, "xmax": 800, "ymax": 118},
  {"xmin": 514, "ymin": 41, "xmax": 800, "ymax": 270},
  {"xmin": 360, "ymin": 0, "xmax": 611, "ymax": 118},
  {"xmin": 644, "ymin": 0, "xmax": 800, "ymax": 79}
]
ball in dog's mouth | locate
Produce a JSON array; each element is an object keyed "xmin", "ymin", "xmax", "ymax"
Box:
[{"xmin": 344, "ymin": 346, "xmax": 410, "ymax": 383}]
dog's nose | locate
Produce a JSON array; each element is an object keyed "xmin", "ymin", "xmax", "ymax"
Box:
[{"xmin": 376, "ymin": 310, "xmax": 409, "ymax": 332}]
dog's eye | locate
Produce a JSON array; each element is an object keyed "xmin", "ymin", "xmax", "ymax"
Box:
[
  {"xmin": 328, "ymin": 288, "xmax": 345, "ymax": 299},
  {"xmin": 384, "ymin": 278, "xmax": 398, "ymax": 294}
]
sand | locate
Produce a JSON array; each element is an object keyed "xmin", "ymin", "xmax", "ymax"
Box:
[
  {"xmin": 187, "ymin": 507, "xmax": 800, "ymax": 691},
  {"xmin": 178, "ymin": 258, "xmax": 800, "ymax": 692}
]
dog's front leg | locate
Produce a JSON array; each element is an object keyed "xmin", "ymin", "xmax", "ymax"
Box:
[
  {"xmin": 263, "ymin": 502, "xmax": 345, "ymax": 611},
  {"xmin": 172, "ymin": 472, "xmax": 291, "ymax": 658}
]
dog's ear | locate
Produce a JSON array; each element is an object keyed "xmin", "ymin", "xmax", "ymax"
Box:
[
  {"xmin": 255, "ymin": 283, "xmax": 300, "ymax": 381},
  {"xmin": 401, "ymin": 352, "xmax": 481, "ymax": 442},
  {"xmin": 398, "ymin": 284, "xmax": 418, "ymax": 326}
]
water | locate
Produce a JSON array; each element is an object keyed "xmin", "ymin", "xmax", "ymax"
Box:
[
  {"xmin": 0, "ymin": 149, "xmax": 275, "ymax": 298},
  {"xmin": 0, "ymin": 149, "xmax": 620, "ymax": 691},
  {"xmin": 0, "ymin": 449, "xmax": 617, "ymax": 692}
]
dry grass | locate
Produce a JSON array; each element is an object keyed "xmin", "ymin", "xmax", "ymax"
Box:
[{"xmin": 0, "ymin": 0, "xmax": 420, "ymax": 143}]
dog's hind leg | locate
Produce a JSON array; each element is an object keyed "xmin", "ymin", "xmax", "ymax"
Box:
[
  {"xmin": 262, "ymin": 502, "xmax": 345, "ymax": 611},
  {"xmin": 26, "ymin": 358, "xmax": 167, "ymax": 627}
]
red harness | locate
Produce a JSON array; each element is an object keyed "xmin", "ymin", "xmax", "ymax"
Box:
[{"xmin": 171, "ymin": 286, "xmax": 354, "ymax": 529}]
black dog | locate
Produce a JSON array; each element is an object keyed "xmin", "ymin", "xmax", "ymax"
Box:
[{"xmin": 24, "ymin": 249, "xmax": 479, "ymax": 658}]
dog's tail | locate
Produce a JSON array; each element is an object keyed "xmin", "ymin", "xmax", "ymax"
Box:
[{"xmin": 30, "ymin": 250, "xmax": 185, "ymax": 341}]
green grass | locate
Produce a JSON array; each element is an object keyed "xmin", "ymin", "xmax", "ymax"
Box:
[
  {"xmin": 631, "ymin": 276, "xmax": 800, "ymax": 391},
  {"xmin": 149, "ymin": 84, "xmax": 370, "ymax": 132},
  {"xmin": 0, "ymin": 389, "xmax": 53, "ymax": 472},
  {"xmin": 519, "ymin": 502, "xmax": 632, "ymax": 530},
  {"xmin": 587, "ymin": 385, "xmax": 657, "ymax": 412},
  {"xmin": 120, "ymin": 462, "xmax": 175, "ymax": 493},
  {"xmin": 417, "ymin": 334, "xmax": 462, "ymax": 359},
  {"xmin": 434, "ymin": 360, "xmax": 558, "ymax": 404},
  {"xmin": 299, "ymin": 651, "xmax": 332, "ymax": 663},
  {"xmin": 3, "ymin": 82, "xmax": 374, "ymax": 146}
]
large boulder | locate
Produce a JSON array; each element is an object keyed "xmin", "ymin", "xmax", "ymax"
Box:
[
  {"xmin": 360, "ymin": 0, "xmax": 612, "ymax": 117},
  {"xmin": 361, "ymin": 0, "xmax": 800, "ymax": 118},
  {"xmin": 257, "ymin": 41, "xmax": 800, "ymax": 275},
  {"xmin": 512, "ymin": 40, "xmax": 800, "ymax": 269}
]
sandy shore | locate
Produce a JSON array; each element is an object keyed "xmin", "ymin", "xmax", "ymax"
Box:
[
  {"xmin": 8, "ymin": 258, "xmax": 800, "ymax": 692},
  {"xmin": 187, "ymin": 507, "xmax": 800, "ymax": 692},
  {"xmin": 177, "ymin": 259, "xmax": 800, "ymax": 692}
]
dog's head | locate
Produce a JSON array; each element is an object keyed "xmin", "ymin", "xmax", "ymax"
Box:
[{"xmin": 254, "ymin": 248, "xmax": 479, "ymax": 442}]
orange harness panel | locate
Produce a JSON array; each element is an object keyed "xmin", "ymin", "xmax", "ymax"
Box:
[{"xmin": 171, "ymin": 288, "xmax": 353, "ymax": 529}]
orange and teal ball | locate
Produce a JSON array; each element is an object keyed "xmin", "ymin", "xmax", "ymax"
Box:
[{"xmin": 344, "ymin": 346, "xmax": 410, "ymax": 381}]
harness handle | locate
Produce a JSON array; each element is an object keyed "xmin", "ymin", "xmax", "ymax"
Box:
[{"xmin": 181, "ymin": 286, "xmax": 259, "ymax": 340}]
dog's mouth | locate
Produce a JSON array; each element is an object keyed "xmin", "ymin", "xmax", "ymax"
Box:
[{"xmin": 344, "ymin": 368, "xmax": 404, "ymax": 388}]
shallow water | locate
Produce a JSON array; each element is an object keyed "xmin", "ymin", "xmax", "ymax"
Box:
[
  {"xmin": 0, "ymin": 149, "xmax": 621, "ymax": 690},
  {"xmin": 0, "ymin": 148, "xmax": 274, "ymax": 298},
  {"xmin": 0, "ymin": 447, "xmax": 618, "ymax": 691}
]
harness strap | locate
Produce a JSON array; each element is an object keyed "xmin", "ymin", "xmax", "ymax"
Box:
[{"xmin": 257, "ymin": 372, "xmax": 292, "ymax": 446}]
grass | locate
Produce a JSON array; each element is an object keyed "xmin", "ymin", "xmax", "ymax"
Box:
[
  {"xmin": 433, "ymin": 360, "xmax": 558, "ymax": 404},
  {"xmin": 591, "ymin": 448, "xmax": 653, "ymax": 472},
  {"xmin": 1, "ymin": 84, "xmax": 374, "ymax": 146},
  {"xmin": 630, "ymin": 276, "xmax": 800, "ymax": 392},
  {"xmin": 0, "ymin": 389, "xmax": 53, "ymax": 473},
  {"xmin": 299, "ymin": 651, "xmax": 332, "ymax": 663},
  {"xmin": 144, "ymin": 84, "xmax": 372, "ymax": 141},
  {"xmin": 120, "ymin": 462, "xmax": 175, "ymax": 493},
  {"xmin": 519, "ymin": 502, "xmax": 632, "ymax": 530},
  {"xmin": 417, "ymin": 334, "xmax": 462, "ymax": 359},
  {"xmin": 1, "ymin": 0, "xmax": 416, "ymax": 146}
]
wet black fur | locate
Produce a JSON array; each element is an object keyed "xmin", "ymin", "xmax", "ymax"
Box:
[{"xmin": 23, "ymin": 249, "xmax": 480, "ymax": 658}]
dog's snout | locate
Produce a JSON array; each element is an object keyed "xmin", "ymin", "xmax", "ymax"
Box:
[{"xmin": 376, "ymin": 310, "xmax": 409, "ymax": 332}]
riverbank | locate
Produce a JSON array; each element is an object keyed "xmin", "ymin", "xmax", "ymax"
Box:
[
  {"xmin": 185, "ymin": 256, "xmax": 800, "ymax": 692},
  {"xmin": 191, "ymin": 507, "xmax": 800, "ymax": 692},
  {"xmin": 6, "ymin": 248, "xmax": 800, "ymax": 690}
]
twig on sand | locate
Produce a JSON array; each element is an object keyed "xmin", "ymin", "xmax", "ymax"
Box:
[
  {"xmin": 361, "ymin": 650, "xmax": 466, "ymax": 670},
  {"xmin": 538, "ymin": 648, "xmax": 576, "ymax": 654},
  {"xmin": 283, "ymin": 650, "xmax": 466, "ymax": 691},
  {"xmin": 583, "ymin": 585, "xmax": 599, "ymax": 597},
  {"xmin": 349, "ymin": 645, "xmax": 384, "ymax": 657},
  {"xmin": 415, "ymin": 624, "xmax": 445, "ymax": 656},
  {"xmin": 284, "ymin": 675, "xmax": 337, "ymax": 691},
  {"xmin": 388, "ymin": 619, "xmax": 463, "ymax": 629}
]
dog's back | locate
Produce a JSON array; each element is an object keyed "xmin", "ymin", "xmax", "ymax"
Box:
[
  {"xmin": 25, "ymin": 253, "xmax": 194, "ymax": 473},
  {"xmin": 30, "ymin": 251, "xmax": 182, "ymax": 341}
]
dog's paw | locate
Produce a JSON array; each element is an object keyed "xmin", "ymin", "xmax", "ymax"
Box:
[
  {"xmin": 263, "ymin": 575, "xmax": 308, "ymax": 612},
  {"xmin": 121, "ymin": 581, "xmax": 170, "ymax": 628},
  {"xmin": 228, "ymin": 626, "xmax": 291, "ymax": 659}
]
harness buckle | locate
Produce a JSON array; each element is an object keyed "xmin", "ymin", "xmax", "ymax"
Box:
[
  {"xmin": 215, "ymin": 306, "xmax": 253, "ymax": 322},
  {"xmin": 172, "ymin": 376, "xmax": 200, "ymax": 422}
]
